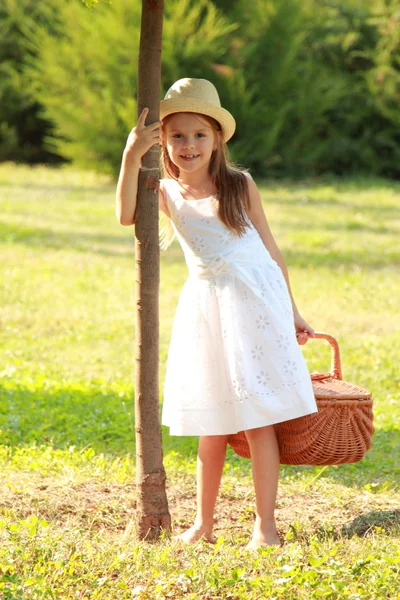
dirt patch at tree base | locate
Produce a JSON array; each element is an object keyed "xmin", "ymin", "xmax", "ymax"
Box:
[{"xmin": 1, "ymin": 471, "xmax": 399, "ymax": 543}]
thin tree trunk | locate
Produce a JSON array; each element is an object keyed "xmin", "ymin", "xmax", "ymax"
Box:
[{"xmin": 135, "ymin": 0, "xmax": 170, "ymax": 541}]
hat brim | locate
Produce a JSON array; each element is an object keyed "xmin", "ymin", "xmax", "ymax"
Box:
[{"xmin": 160, "ymin": 98, "xmax": 236, "ymax": 142}]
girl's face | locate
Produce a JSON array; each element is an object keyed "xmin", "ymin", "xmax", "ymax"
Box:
[{"xmin": 163, "ymin": 112, "xmax": 219, "ymax": 175}]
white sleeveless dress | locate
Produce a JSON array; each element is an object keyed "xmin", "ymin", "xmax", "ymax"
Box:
[{"xmin": 161, "ymin": 178, "xmax": 317, "ymax": 436}]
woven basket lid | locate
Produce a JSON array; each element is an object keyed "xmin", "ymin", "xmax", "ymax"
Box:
[{"xmin": 311, "ymin": 373, "xmax": 371, "ymax": 401}]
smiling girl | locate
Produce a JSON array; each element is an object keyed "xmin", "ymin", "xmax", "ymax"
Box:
[{"xmin": 116, "ymin": 78, "xmax": 317, "ymax": 549}]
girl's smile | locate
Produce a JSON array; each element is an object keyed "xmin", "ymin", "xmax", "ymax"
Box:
[{"xmin": 180, "ymin": 154, "xmax": 200, "ymax": 161}]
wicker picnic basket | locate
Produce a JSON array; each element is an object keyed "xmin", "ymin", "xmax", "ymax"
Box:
[{"xmin": 227, "ymin": 332, "xmax": 374, "ymax": 465}]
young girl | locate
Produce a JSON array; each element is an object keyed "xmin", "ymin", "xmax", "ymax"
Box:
[{"xmin": 116, "ymin": 78, "xmax": 318, "ymax": 550}]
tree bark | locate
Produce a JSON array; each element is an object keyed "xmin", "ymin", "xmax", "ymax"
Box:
[{"xmin": 135, "ymin": 0, "xmax": 170, "ymax": 541}]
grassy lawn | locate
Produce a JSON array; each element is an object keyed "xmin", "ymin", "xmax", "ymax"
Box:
[{"xmin": 0, "ymin": 163, "xmax": 399, "ymax": 599}]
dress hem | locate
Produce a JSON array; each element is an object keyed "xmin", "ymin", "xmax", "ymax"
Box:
[{"xmin": 163, "ymin": 405, "xmax": 318, "ymax": 437}]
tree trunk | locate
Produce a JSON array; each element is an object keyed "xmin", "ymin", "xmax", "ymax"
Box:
[{"xmin": 135, "ymin": 0, "xmax": 170, "ymax": 541}]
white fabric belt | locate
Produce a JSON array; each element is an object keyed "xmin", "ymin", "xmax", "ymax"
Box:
[
  {"xmin": 186, "ymin": 241, "xmax": 291, "ymax": 319},
  {"xmin": 187, "ymin": 245, "xmax": 258, "ymax": 280}
]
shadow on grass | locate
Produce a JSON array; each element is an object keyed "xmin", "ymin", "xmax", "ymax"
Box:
[
  {"xmin": 1, "ymin": 383, "xmax": 399, "ymax": 492},
  {"xmin": 311, "ymin": 427, "xmax": 400, "ymax": 489},
  {"xmin": 257, "ymin": 174, "xmax": 400, "ymax": 196},
  {"xmin": 1, "ymin": 219, "xmax": 398, "ymax": 269},
  {"xmin": 341, "ymin": 509, "xmax": 400, "ymax": 538},
  {"xmin": 0, "ymin": 181, "xmax": 114, "ymax": 195},
  {"xmin": 0, "ymin": 220, "xmax": 188, "ymax": 266},
  {"xmin": 0, "ymin": 384, "xmax": 135, "ymax": 454},
  {"xmin": 266, "ymin": 194, "xmax": 399, "ymax": 217},
  {"xmin": 283, "ymin": 220, "xmax": 397, "ymax": 236},
  {"xmin": 282, "ymin": 247, "xmax": 399, "ymax": 269},
  {"xmin": 0, "ymin": 221, "xmax": 135, "ymax": 259},
  {"xmin": 162, "ymin": 424, "xmax": 400, "ymax": 490}
]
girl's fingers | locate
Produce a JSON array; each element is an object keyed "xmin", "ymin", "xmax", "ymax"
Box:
[
  {"xmin": 147, "ymin": 121, "xmax": 163, "ymax": 131},
  {"xmin": 138, "ymin": 110, "xmax": 162, "ymax": 130},
  {"xmin": 132, "ymin": 120, "xmax": 162, "ymax": 137},
  {"xmin": 149, "ymin": 133, "xmax": 161, "ymax": 141},
  {"xmin": 137, "ymin": 107, "xmax": 149, "ymax": 126},
  {"xmin": 296, "ymin": 330, "xmax": 309, "ymax": 345}
]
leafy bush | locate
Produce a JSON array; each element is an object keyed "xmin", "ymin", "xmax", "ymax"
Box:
[
  {"xmin": 224, "ymin": 0, "xmax": 400, "ymax": 177},
  {"xmin": 0, "ymin": 0, "xmax": 65, "ymax": 163},
  {"xmin": 27, "ymin": 0, "xmax": 234, "ymax": 175},
  {"xmin": 220, "ymin": 0, "xmax": 349, "ymax": 175}
]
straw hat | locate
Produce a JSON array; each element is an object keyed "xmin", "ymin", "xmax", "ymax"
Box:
[{"xmin": 160, "ymin": 78, "xmax": 236, "ymax": 142}]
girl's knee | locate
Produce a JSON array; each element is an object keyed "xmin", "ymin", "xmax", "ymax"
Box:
[
  {"xmin": 244, "ymin": 425, "xmax": 275, "ymax": 441},
  {"xmin": 200, "ymin": 434, "xmax": 228, "ymax": 444},
  {"xmin": 199, "ymin": 435, "xmax": 228, "ymax": 450}
]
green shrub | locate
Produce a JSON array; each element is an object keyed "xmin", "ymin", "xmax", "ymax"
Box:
[
  {"xmin": 27, "ymin": 0, "xmax": 234, "ymax": 175},
  {"xmin": 224, "ymin": 0, "xmax": 400, "ymax": 177},
  {"xmin": 0, "ymin": 0, "xmax": 65, "ymax": 163},
  {"xmin": 221, "ymin": 0, "xmax": 349, "ymax": 175}
]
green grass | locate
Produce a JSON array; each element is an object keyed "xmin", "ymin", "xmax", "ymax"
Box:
[{"xmin": 0, "ymin": 163, "xmax": 399, "ymax": 599}]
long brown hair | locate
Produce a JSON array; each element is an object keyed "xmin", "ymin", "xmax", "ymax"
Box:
[{"xmin": 161, "ymin": 113, "xmax": 251, "ymax": 237}]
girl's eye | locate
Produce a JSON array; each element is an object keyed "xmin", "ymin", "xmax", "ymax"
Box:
[{"xmin": 171, "ymin": 133, "xmax": 206, "ymax": 139}]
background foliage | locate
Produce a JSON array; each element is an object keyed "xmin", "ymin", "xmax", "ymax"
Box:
[
  {"xmin": 0, "ymin": 0, "xmax": 66, "ymax": 164},
  {"xmin": 1, "ymin": 0, "xmax": 400, "ymax": 177}
]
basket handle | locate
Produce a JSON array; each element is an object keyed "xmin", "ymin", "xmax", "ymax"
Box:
[{"xmin": 309, "ymin": 332, "xmax": 343, "ymax": 381}]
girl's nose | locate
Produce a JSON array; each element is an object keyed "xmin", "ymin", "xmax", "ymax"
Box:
[{"xmin": 183, "ymin": 137, "xmax": 195, "ymax": 149}]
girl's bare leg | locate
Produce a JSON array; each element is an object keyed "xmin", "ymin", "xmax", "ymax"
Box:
[
  {"xmin": 244, "ymin": 425, "xmax": 281, "ymax": 549},
  {"xmin": 179, "ymin": 434, "xmax": 228, "ymax": 544}
]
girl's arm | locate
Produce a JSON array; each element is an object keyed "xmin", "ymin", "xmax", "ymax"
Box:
[
  {"xmin": 244, "ymin": 174, "xmax": 315, "ymax": 343},
  {"xmin": 116, "ymin": 151, "xmax": 141, "ymax": 225},
  {"xmin": 244, "ymin": 174, "xmax": 298, "ymax": 311},
  {"xmin": 116, "ymin": 108, "xmax": 163, "ymax": 226}
]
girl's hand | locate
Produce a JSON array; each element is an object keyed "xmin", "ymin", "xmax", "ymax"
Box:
[
  {"xmin": 124, "ymin": 107, "xmax": 163, "ymax": 161},
  {"xmin": 293, "ymin": 311, "xmax": 316, "ymax": 345}
]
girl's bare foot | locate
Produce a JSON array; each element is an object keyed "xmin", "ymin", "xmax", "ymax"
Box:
[
  {"xmin": 245, "ymin": 519, "xmax": 281, "ymax": 550},
  {"xmin": 176, "ymin": 523, "xmax": 216, "ymax": 544},
  {"xmin": 245, "ymin": 532, "xmax": 281, "ymax": 551}
]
